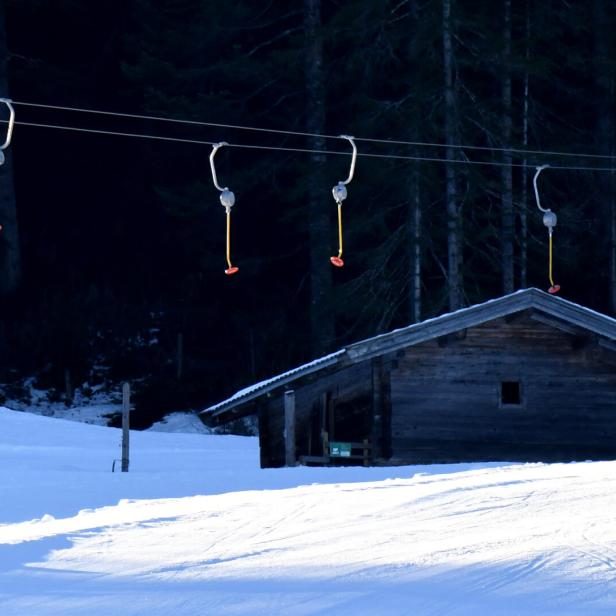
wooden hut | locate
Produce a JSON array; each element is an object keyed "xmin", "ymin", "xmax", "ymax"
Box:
[{"xmin": 200, "ymin": 289, "xmax": 616, "ymax": 467}]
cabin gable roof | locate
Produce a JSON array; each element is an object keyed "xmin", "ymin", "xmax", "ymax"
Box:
[{"xmin": 201, "ymin": 288, "xmax": 616, "ymax": 423}]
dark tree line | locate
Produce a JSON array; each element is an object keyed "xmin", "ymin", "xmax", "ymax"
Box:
[{"xmin": 0, "ymin": 0, "xmax": 614, "ymax": 424}]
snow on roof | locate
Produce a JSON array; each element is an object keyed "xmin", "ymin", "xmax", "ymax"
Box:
[
  {"xmin": 202, "ymin": 288, "xmax": 616, "ymax": 420},
  {"xmin": 344, "ymin": 287, "xmax": 616, "ymax": 359},
  {"xmin": 203, "ymin": 350, "xmax": 346, "ymax": 416},
  {"xmin": 349, "ymin": 287, "xmax": 534, "ymax": 348},
  {"xmin": 551, "ymin": 291, "xmax": 616, "ymax": 326}
]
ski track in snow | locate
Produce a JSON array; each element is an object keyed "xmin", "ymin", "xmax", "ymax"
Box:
[{"xmin": 1, "ymin": 408, "xmax": 616, "ymax": 614}]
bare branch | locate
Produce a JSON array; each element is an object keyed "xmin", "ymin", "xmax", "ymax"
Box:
[{"xmin": 247, "ymin": 27, "xmax": 302, "ymax": 57}]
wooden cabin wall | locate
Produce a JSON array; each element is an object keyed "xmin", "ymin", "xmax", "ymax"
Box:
[{"xmin": 390, "ymin": 312, "xmax": 616, "ymax": 463}]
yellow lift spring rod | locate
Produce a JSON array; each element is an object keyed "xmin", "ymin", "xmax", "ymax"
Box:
[
  {"xmin": 225, "ymin": 208, "xmax": 236, "ymax": 273},
  {"xmin": 548, "ymin": 230, "xmax": 557, "ymax": 291},
  {"xmin": 335, "ymin": 202, "xmax": 343, "ymax": 262}
]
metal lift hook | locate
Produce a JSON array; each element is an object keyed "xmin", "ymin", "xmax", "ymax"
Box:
[
  {"xmin": 339, "ymin": 135, "xmax": 357, "ymax": 186},
  {"xmin": 533, "ymin": 164, "xmax": 550, "ymax": 213},
  {"xmin": 533, "ymin": 164, "xmax": 557, "ymax": 232},
  {"xmin": 209, "ymin": 142, "xmax": 229, "ymax": 193},
  {"xmin": 209, "ymin": 141, "xmax": 236, "ymax": 212},
  {"xmin": 0, "ymin": 99, "xmax": 15, "ymax": 166}
]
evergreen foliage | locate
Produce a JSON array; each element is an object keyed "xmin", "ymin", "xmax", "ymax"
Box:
[{"xmin": 1, "ymin": 0, "xmax": 615, "ymax": 424}]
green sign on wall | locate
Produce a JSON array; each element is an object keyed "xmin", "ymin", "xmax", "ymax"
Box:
[{"xmin": 330, "ymin": 442, "xmax": 352, "ymax": 457}]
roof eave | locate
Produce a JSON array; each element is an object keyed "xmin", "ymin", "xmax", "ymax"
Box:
[
  {"xmin": 201, "ymin": 352, "xmax": 345, "ymax": 421},
  {"xmin": 531, "ymin": 292, "xmax": 616, "ymax": 341},
  {"xmin": 346, "ymin": 289, "xmax": 537, "ymax": 362}
]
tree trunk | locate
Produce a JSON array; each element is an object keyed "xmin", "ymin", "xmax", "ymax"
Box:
[
  {"xmin": 593, "ymin": 0, "xmax": 616, "ymax": 313},
  {"xmin": 0, "ymin": 2, "xmax": 20, "ymax": 297},
  {"xmin": 520, "ymin": 0, "xmax": 530, "ymax": 289},
  {"xmin": 408, "ymin": 163, "xmax": 422, "ymax": 323},
  {"xmin": 611, "ymin": 159, "xmax": 616, "ymax": 314},
  {"xmin": 305, "ymin": 0, "xmax": 334, "ymax": 356},
  {"xmin": 442, "ymin": 0, "xmax": 462, "ymax": 310},
  {"xmin": 501, "ymin": 0, "xmax": 514, "ymax": 294}
]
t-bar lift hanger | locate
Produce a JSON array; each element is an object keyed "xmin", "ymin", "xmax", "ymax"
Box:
[
  {"xmin": 210, "ymin": 142, "xmax": 239, "ymax": 275},
  {"xmin": 0, "ymin": 99, "xmax": 15, "ymax": 166},
  {"xmin": 533, "ymin": 165, "xmax": 560, "ymax": 294},
  {"xmin": 330, "ymin": 135, "xmax": 357, "ymax": 267}
]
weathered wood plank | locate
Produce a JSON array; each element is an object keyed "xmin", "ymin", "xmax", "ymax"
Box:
[
  {"xmin": 284, "ymin": 390, "xmax": 296, "ymax": 467},
  {"xmin": 389, "ymin": 312, "xmax": 616, "ymax": 463},
  {"xmin": 372, "ymin": 357, "xmax": 383, "ymax": 459}
]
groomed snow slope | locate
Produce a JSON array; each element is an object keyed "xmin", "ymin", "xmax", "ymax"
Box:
[{"xmin": 1, "ymin": 407, "xmax": 616, "ymax": 615}]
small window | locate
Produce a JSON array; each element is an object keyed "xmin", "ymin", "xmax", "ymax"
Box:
[{"xmin": 501, "ymin": 381, "xmax": 521, "ymax": 406}]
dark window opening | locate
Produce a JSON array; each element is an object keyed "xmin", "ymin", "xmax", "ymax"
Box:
[{"xmin": 501, "ymin": 381, "xmax": 521, "ymax": 406}]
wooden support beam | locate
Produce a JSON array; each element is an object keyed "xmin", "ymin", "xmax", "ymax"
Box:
[
  {"xmin": 257, "ymin": 402, "xmax": 270, "ymax": 469},
  {"xmin": 382, "ymin": 368, "xmax": 392, "ymax": 459},
  {"xmin": 284, "ymin": 390, "xmax": 296, "ymax": 467},
  {"xmin": 319, "ymin": 392, "xmax": 328, "ymax": 455},
  {"xmin": 372, "ymin": 356, "xmax": 393, "ymax": 461},
  {"xmin": 371, "ymin": 357, "xmax": 383, "ymax": 459},
  {"xmin": 327, "ymin": 392, "xmax": 336, "ymax": 442}
]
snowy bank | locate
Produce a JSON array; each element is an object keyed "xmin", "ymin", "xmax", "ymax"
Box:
[{"xmin": 1, "ymin": 407, "xmax": 616, "ymax": 615}]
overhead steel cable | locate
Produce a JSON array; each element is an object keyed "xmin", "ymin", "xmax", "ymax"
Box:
[
  {"xmin": 3, "ymin": 117, "xmax": 616, "ymax": 173},
  {"xmin": 11, "ymin": 99, "xmax": 616, "ymax": 162},
  {"xmin": 11, "ymin": 100, "xmax": 344, "ymax": 141},
  {"xmin": 10, "ymin": 119, "xmax": 216, "ymax": 147}
]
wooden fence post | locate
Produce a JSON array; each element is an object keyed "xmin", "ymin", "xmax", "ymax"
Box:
[
  {"xmin": 176, "ymin": 333, "xmax": 183, "ymax": 381},
  {"xmin": 65, "ymin": 368, "xmax": 73, "ymax": 405},
  {"xmin": 284, "ymin": 390, "xmax": 296, "ymax": 467},
  {"xmin": 121, "ymin": 382, "xmax": 130, "ymax": 472}
]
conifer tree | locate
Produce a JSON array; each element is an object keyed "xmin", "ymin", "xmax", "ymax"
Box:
[{"xmin": 0, "ymin": 0, "xmax": 20, "ymax": 297}]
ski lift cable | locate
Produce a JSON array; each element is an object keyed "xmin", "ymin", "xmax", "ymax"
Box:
[
  {"xmin": 10, "ymin": 99, "xmax": 616, "ymax": 162},
  {"xmin": 3, "ymin": 118, "xmax": 616, "ymax": 173},
  {"xmin": 8, "ymin": 119, "xmax": 215, "ymax": 146}
]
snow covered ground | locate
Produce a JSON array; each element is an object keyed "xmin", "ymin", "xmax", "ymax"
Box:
[{"xmin": 1, "ymin": 407, "xmax": 616, "ymax": 615}]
